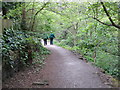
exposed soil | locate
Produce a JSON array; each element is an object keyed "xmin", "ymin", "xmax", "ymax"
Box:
[{"xmin": 3, "ymin": 45, "xmax": 113, "ymax": 88}]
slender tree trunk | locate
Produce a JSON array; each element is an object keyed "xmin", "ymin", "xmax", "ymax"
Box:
[
  {"xmin": 27, "ymin": 44, "xmax": 32, "ymax": 64},
  {"xmin": 31, "ymin": 2, "xmax": 49, "ymax": 31},
  {"xmin": 73, "ymin": 22, "xmax": 78, "ymax": 46},
  {"xmin": 93, "ymin": 4, "xmax": 98, "ymax": 63},
  {"xmin": 30, "ymin": 1, "xmax": 35, "ymax": 31},
  {"xmin": 21, "ymin": 2, "xmax": 26, "ymax": 31}
]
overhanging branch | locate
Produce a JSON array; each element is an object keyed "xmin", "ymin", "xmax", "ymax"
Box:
[
  {"xmin": 93, "ymin": 17, "xmax": 120, "ymax": 29},
  {"xmin": 93, "ymin": 17, "xmax": 113, "ymax": 26},
  {"xmin": 100, "ymin": 1, "xmax": 115, "ymax": 25},
  {"xmin": 31, "ymin": 2, "xmax": 50, "ymax": 31},
  {"xmin": 100, "ymin": 1, "xmax": 120, "ymax": 29}
]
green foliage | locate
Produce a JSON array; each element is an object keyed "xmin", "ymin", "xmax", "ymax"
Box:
[
  {"xmin": 95, "ymin": 50, "xmax": 119, "ymax": 77},
  {"xmin": 58, "ymin": 26, "xmax": 118, "ymax": 79},
  {"xmin": 48, "ymin": 1, "xmax": 119, "ymax": 79},
  {"xmin": 32, "ymin": 46, "xmax": 50, "ymax": 65},
  {"xmin": 57, "ymin": 19, "xmax": 119, "ymax": 79},
  {"xmin": 2, "ymin": 29, "xmax": 28, "ymax": 68},
  {"xmin": 2, "ymin": 2, "xmax": 22, "ymax": 19},
  {"xmin": 2, "ymin": 28, "xmax": 50, "ymax": 69},
  {"xmin": 3, "ymin": 1, "xmax": 119, "ymax": 80}
]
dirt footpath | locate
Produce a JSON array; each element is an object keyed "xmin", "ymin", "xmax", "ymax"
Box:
[
  {"xmin": 35, "ymin": 45, "xmax": 110, "ymax": 88},
  {"xmin": 3, "ymin": 45, "xmax": 110, "ymax": 88}
]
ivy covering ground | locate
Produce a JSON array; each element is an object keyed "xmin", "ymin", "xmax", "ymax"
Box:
[{"xmin": 2, "ymin": 29, "xmax": 50, "ymax": 80}]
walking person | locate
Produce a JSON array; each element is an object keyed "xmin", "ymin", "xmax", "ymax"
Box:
[
  {"xmin": 42, "ymin": 33, "xmax": 48, "ymax": 45},
  {"xmin": 49, "ymin": 32, "xmax": 55, "ymax": 45}
]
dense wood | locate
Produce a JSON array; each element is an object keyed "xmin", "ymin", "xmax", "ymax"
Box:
[{"xmin": 2, "ymin": 1, "xmax": 119, "ymax": 82}]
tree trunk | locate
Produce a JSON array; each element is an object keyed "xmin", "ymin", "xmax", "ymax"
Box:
[
  {"xmin": 30, "ymin": 2, "xmax": 35, "ymax": 31},
  {"xmin": 27, "ymin": 44, "xmax": 32, "ymax": 64},
  {"xmin": 21, "ymin": 2, "xmax": 27, "ymax": 31}
]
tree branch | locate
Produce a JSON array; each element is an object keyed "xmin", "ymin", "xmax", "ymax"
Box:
[
  {"xmin": 93, "ymin": 17, "xmax": 120, "ymax": 29},
  {"xmin": 34, "ymin": 2, "xmax": 49, "ymax": 16},
  {"xmin": 100, "ymin": 1, "xmax": 120, "ymax": 29},
  {"xmin": 31, "ymin": 2, "xmax": 50, "ymax": 31},
  {"xmin": 93, "ymin": 17, "xmax": 113, "ymax": 26},
  {"xmin": 100, "ymin": 1, "xmax": 115, "ymax": 25}
]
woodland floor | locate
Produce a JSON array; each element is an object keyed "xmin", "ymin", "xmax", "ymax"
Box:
[{"xmin": 3, "ymin": 44, "xmax": 113, "ymax": 88}]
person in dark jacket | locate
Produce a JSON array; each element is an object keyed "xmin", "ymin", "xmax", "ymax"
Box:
[
  {"xmin": 49, "ymin": 33, "xmax": 55, "ymax": 45},
  {"xmin": 42, "ymin": 33, "xmax": 48, "ymax": 45}
]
